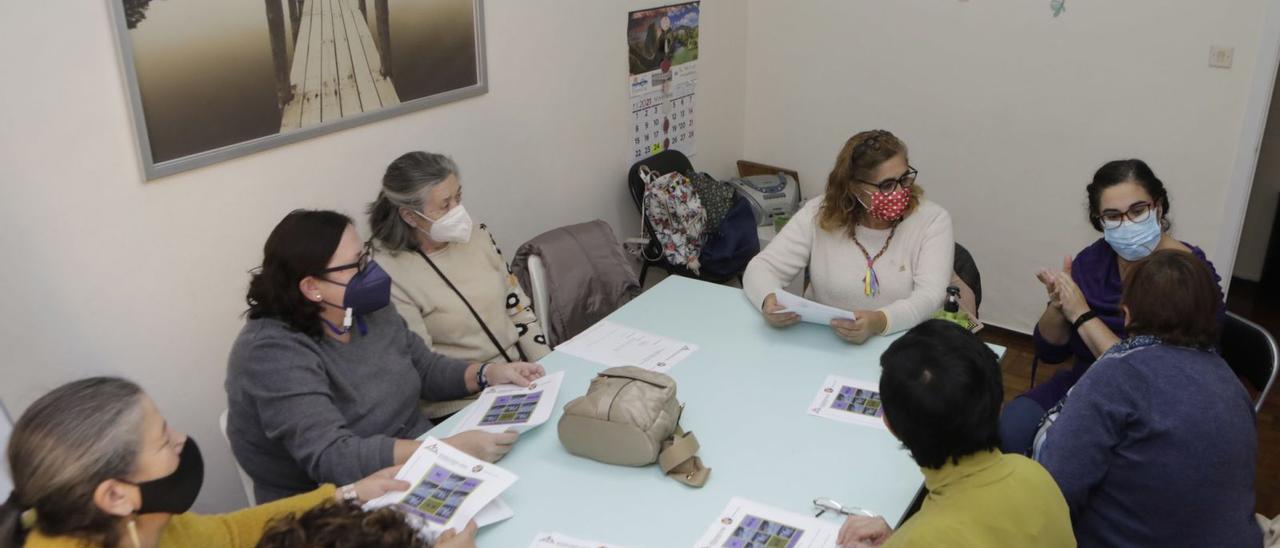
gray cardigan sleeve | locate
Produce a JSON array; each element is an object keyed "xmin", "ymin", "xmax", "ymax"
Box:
[
  {"xmin": 402, "ymin": 316, "xmax": 473, "ymax": 402},
  {"xmin": 237, "ymin": 337, "xmax": 396, "ymax": 485}
]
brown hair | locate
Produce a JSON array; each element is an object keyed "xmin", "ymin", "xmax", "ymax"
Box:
[
  {"xmin": 818, "ymin": 129, "xmax": 922, "ymax": 238},
  {"xmin": 255, "ymin": 501, "xmax": 429, "ymax": 548},
  {"xmin": 0, "ymin": 377, "xmax": 146, "ymax": 548},
  {"xmin": 1122, "ymin": 249, "xmax": 1222, "ymax": 349}
]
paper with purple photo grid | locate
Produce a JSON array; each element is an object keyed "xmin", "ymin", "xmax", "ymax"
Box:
[
  {"xmin": 364, "ymin": 437, "xmax": 516, "ymax": 542},
  {"xmin": 694, "ymin": 498, "xmax": 839, "ymax": 548},
  {"xmin": 452, "ymin": 371, "xmax": 565, "ymax": 435},
  {"xmin": 807, "ymin": 375, "xmax": 888, "ymax": 430}
]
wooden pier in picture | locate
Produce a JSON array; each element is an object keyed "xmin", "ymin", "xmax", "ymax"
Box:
[{"xmin": 279, "ymin": 0, "xmax": 399, "ymax": 131}]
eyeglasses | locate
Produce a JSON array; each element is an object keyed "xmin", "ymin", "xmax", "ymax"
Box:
[
  {"xmin": 1095, "ymin": 201, "xmax": 1154, "ymax": 230},
  {"xmin": 855, "ymin": 167, "xmax": 918, "ymax": 194},
  {"xmin": 321, "ymin": 241, "xmax": 373, "ymax": 275},
  {"xmin": 813, "ymin": 497, "xmax": 877, "ymax": 518}
]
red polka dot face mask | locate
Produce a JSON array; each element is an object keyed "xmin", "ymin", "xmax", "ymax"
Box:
[{"xmin": 867, "ymin": 187, "xmax": 911, "ymax": 222}]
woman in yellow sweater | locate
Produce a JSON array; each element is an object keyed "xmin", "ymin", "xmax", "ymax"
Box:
[{"xmin": 0, "ymin": 377, "xmax": 438, "ymax": 548}]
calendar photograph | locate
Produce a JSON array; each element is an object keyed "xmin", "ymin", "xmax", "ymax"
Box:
[
  {"xmin": 627, "ymin": 2, "xmax": 699, "ymax": 162},
  {"xmin": 110, "ymin": 0, "xmax": 487, "ymax": 179}
]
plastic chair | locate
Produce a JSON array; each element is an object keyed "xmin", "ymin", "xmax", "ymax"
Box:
[
  {"xmin": 1221, "ymin": 311, "xmax": 1279, "ymax": 413},
  {"xmin": 627, "ymin": 150, "xmax": 744, "ymax": 285},
  {"xmin": 527, "ymin": 254, "xmax": 551, "ymax": 333},
  {"xmin": 953, "ymin": 243, "xmax": 981, "ymax": 312},
  {"xmin": 219, "ymin": 409, "xmax": 258, "ymax": 506}
]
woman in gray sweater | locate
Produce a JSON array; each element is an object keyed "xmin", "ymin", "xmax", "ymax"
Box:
[{"xmin": 225, "ymin": 210, "xmax": 544, "ymax": 503}]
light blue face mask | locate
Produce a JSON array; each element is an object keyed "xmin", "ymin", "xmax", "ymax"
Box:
[{"xmin": 1103, "ymin": 210, "xmax": 1162, "ymax": 261}]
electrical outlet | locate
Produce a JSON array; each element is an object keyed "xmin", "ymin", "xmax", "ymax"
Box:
[
  {"xmin": 623, "ymin": 237, "xmax": 649, "ymax": 257},
  {"xmin": 1210, "ymin": 46, "xmax": 1234, "ymax": 69}
]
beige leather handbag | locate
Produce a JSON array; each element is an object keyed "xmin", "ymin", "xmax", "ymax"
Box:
[{"xmin": 557, "ymin": 366, "xmax": 710, "ymax": 487}]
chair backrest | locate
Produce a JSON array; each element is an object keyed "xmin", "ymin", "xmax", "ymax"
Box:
[
  {"xmin": 1221, "ymin": 311, "xmax": 1279, "ymax": 413},
  {"xmin": 219, "ymin": 409, "xmax": 257, "ymax": 506},
  {"xmin": 527, "ymin": 254, "xmax": 552, "ymax": 337},
  {"xmin": 627, "ymin": 149, "xmax": 694, "ymax": 211},
  {"xmin": 0, "ymin": 401, "xmax": 13, "ymax": 500},
  {"xmin": 953, "ymin": 242, "xmax": 982, "ymax": 311}
]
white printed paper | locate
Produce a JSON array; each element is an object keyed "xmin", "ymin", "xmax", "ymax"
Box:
[
  {"xmin": 452, "ymin": 371, "xmax": 566, "ymax": 435},
  {"xmin": 807, "ymin": 375, "xmax": 887, "ymax": 430},
  {"xmin": 695, "ymin": 498, "xmax": 839, "ymax": 548},
  {"xmin": 475, "ymin": 497, "xmax": 514, "ymax": 528},
  {"xmin": 555, "ymin": 320, "xmax": 698, "ymax": 372},
  {"xmin": 529, "ymin": 531, "xmax": 631, "ymax": 548},
  {"xmin": 775, "ymin": 291, "xmax": 856, "ymax": 326},
  {"xmin": 364, "ymin": 437, "xmax": 517, "ymax": 541}
]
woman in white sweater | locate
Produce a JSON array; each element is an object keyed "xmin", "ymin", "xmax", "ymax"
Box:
[{"xmin": 743, "ymin": 130, "xmax": 954, "ymax": 344}]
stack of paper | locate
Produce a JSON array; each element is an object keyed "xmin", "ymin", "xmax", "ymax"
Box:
[
  {"xmin": 452, "ymin": 371, "xmax": 566, "ymax": 435},
  {"xmin": 775, "ymin": 291, "xmax": 856, "ymax": 325},
  {"xmin": 695, "ymin": 498, "xmax": 840, "ymax": 548},
  {"xmin": 807, "ymin": 375, "xmax": 889, "ymax": 430},
  {"xmin": 555, "ymin": 320, "xmax": 699, "ymax": 371},
  {"xmin": 528, "ymin": 531, "xmax": 631, "ymax": 548},
  {"xmin": 364, "ymin": 437, "xmax": 517, "ymax": 541}
]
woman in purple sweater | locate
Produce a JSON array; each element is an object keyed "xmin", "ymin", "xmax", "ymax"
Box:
[
  {"xmin": 999, "ymin": 159, "xmax": 1225, "ymax": 454},
  {"xmin": 1033, "ymin": 250, "xmax": 1258, "ymax": 547}
]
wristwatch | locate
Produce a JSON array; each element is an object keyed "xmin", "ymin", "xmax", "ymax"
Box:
[
  {"xmin": 477, "ymin": 362, "xmax": 491, "ymax": 390},
  {"xmin": 337, "ymin": 483, "xmax": 358, "ymax": 503},
  {"xmin": 1072, "ymin": 310, "xmax": 1098, "ymax": 331}
]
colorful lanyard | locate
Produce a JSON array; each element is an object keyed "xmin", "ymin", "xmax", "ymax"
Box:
[{"xmin": 852, "ymin": 226, "xmax": 897, "ymax": 297}]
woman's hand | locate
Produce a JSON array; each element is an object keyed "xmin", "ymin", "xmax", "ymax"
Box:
[
  {"xmin": 761, "ymin": 293, "xmax": 800, "ymax": 328},
  {"xmin": 831, "ymin": 311, "xmax": 886, "ymax": 345},
  {"xmin": 444, "ymin": 430, "xmax": 519, "ymax": 462},
  {"xmin": 341, "ymin": 466, "xmax": 410, "ymax": 504},
  {"xmin": 436, "ymin": 520, "xmax": 478, "ymax": 548},
  {"xmin": 1036, "ymin": 255, "xmax": 1072, "ymax": 316},
  {"xmin": 1052, "ymin": 271, "xmax": 1090, "ymax": 323},
  {"xmin": 486, "ymin": 362, "xmax": 545, "ymax": 387},
  {"xmin": 837, "ymin": 515, "xmax": 892, "ymax": 547}
]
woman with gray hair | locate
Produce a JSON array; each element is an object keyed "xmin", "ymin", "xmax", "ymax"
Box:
[
  {"xmin": 369, "ymin": 152, "xmax": 550, "ymax": 419},
  {"xmin": 0, "ymin": 377, "xmax": 408, "ymax": 548}
]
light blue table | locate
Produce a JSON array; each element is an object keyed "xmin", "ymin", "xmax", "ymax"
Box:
[{"xmin": 431, "ymin": 276, "xmax": 1000, "ymax": 547}]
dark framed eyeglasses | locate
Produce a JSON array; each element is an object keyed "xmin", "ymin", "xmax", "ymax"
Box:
[
  {"xmin": 1094, "ymin": 201, "xmax": 1154, "ymax": 230},
  {"xmin": 321, "ymin": 241, "xmax": 373, "ymax": 275},
  {"xmin": 855, "ymin": 167, "xmax": 918, "ymax": 194}
]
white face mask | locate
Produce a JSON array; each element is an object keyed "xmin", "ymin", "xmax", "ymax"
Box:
[{"xmin": 414, "ymin": 204, "xmax": 472, "ymax": 244}]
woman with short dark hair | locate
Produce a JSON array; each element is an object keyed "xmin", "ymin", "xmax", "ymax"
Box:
[
  {"xmin": 1034, "ymin": 249, "xmax": 1259, "ymax": 547},
  {"xmin": 1000, "ymin": 159, "xmax": 1226, "ymax": 454},
  {"xmin": 226, "ymin": 210, "xmax": 544, "ymax": 503}
]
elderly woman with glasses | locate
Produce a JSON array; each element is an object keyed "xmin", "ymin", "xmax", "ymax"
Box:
[
  {"xmin": 225, "ymin": 210, "xmax": 544, "ymax": 503},
  {"xmin": 998, "ymin": 159, "xmax": 1226, "ymax": 454},
  {"xmin": 743, "ymin": 130, "xmax": 955, "ymax": 345}
]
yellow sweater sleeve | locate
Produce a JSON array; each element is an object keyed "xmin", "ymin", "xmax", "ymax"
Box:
[{"xmin": 158, "ymin": 484, "xmax": 336, "ymax": 548}]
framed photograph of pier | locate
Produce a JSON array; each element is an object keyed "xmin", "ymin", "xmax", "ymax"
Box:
[{"xmin": 109, "ymin": 0, "xmax": 488, "ymax": 180}]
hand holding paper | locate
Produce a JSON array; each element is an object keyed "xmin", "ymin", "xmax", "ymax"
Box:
[{"xmin": 774, "ymin": 290, "xmax": 857, "ymax": 325}]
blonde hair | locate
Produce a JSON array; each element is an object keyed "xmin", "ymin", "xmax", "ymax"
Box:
[{"xmin": 818, "ymin": 130, "xmax": 922, "ymax": 238}]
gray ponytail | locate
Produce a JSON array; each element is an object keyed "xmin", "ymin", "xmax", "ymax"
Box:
[{"xmin": 1, "ymin": 377, "xmax": 146, "ymax": 548}]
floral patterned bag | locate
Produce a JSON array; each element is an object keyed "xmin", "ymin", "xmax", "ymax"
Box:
[{"xmin": 639, "ymin": 165, "xmax": 706, "ymax": 273}]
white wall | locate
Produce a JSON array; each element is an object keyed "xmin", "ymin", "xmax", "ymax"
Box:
[
  {"xmin": 742, "ymin": 0, "xmax": 1269, "ymax": 332},
  {"xmin": 1235, "ymin": 67, "xmax": 1280, "ymax": 282},
  {"xmin": 0, "ymin": 0, "xmax": 746, "ymax": 511}
]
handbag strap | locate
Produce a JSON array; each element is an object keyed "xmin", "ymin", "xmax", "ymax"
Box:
[
  {"xmin": 413, "ymin": 248, "xmax": 521, "ymax": 363},
  {"xmin": 660, "ymin": 426, "xmax": 710, "ymax": 487}
]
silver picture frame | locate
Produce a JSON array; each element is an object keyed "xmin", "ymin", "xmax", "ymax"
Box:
[{"xmin": 107, "ymin": 0, "xmax": 488, "ymax": 180}]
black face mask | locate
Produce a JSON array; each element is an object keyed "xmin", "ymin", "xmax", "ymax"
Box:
[{"xmin": 129, "ymin": 437, "xmax": 204, "ymax": 515}]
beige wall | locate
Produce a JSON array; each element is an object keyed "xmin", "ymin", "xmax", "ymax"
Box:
[
  {"xmin": 0, "ymin": 0, "xmax": 746, "ymax": 511},
  {"xmin": 741, "ymin": 0, "xmax": 1270, "ymax": 332}
]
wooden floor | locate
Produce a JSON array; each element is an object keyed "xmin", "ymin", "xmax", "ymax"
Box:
[
  {"xmin": 982, "ymin": 286, "xmax": 1280, "ymax": 517},
  {"xmin": 280, "ymin": 0, "xmax": 399, "ymax": 131}
]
